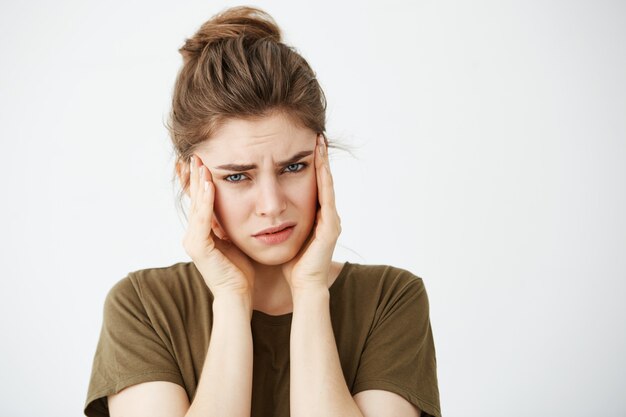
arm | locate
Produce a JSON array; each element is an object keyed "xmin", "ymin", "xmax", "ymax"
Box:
[
  {"xmin": 289, "ymin": 287, "xmax": 363, "ymax": 417},
  {"xmin": 287, "ymin": 136, "xmax": 423, "ymax": 416},
  {"xmin": 353, "ymin": 390, "xmax": 421, "ymax": 417},
  {"xmin": 289, "ymin": 288, "xmax": 422, "ymax": 417},
  {"xmin": 108, "ymin": 292, "xmax": 253, "ymax": 417}
]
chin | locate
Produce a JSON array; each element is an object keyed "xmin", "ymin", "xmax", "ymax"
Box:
[
  {"xmin": 247, "ymin": 248, "xmax": 299, "ymax": 266},
  {"xmin": 240, "ymin": 237, "xmax": 303, "ymax": 266}
]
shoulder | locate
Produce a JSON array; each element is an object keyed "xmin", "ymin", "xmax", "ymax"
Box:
[
  {"xmin": 127, "ymin": 261, "xmax": 204, "ymax": 292},
  {"xmin": 342, "ymin": 262, "xmax": 426, "ymax": 294},
  {"xmin": 104, "ymin": 261, "xmax": 209, "ymax": 316},
  {"xmin": 334, "ymin": 262, "xmax": 430, "ymax": 315}
]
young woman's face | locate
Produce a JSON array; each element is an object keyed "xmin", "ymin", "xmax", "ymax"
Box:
[{"xmin": 194, "ymin": 112, "xmax": 319, "ymax": 266}]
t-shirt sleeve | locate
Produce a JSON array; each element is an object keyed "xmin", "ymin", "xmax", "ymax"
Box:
[
  {"xmin": 84, "ymin": 275, "xmax": 185, "ymax": 417},
  {"xmin": 352, "ymin": 276, "xmax": 442, "ymax": 417}
]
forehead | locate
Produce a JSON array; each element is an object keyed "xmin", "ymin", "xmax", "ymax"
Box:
[{"xmin": 201, "ymin": 112, "xmax": 314, "ymax": 157}]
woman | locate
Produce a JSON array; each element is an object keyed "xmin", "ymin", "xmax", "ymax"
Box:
[{"xmin": 85, "ymin": 6, "xmax": 441, "ymax": 417}]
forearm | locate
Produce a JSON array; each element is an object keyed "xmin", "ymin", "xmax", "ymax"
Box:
[
  {"xmin": 185, "ymin": 292, "xmax": 253, "ymax": 417},
  {"xmin": 290, "ymin": 288, "xmax": 363, "ymax": 417}
]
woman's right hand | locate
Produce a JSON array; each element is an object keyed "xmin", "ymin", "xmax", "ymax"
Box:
[{"xmin": 182, "ymin": 155, "xmax": 255, "ymax": 299}]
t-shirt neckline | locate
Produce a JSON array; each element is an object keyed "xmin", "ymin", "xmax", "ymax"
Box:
[{"xmin": 251, "ymin": 261, "xmax": 352, "ymax": 326}]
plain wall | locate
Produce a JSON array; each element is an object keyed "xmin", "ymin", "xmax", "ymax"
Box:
[{"xmin": 1, "ymin": 0, "xmax": 625, "ymax": 416}]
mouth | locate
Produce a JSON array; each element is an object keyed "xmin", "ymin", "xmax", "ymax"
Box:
[
  {"xmin": 253, "ymin": 225, "xmax": 295, "ymax": 245},
  {"xmin": 253, "ymin": 222, "xmax": 296, "ymax": 236}
]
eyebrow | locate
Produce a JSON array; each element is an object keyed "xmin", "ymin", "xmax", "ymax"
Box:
[{"xmin": 214, "ymin": 150, "xmax": 314, "ymax": 172}]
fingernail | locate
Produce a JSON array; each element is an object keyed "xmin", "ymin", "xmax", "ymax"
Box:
[
  {"xmin": 318, "ymin": 135, "xmax": 325, "ymax": 156},
  {"xmin": 204, "ymin": 180, "xmax": 209, "ymax": 191},
  {"xmin": 189, "ymin": 156, "xmax": 194, "ymax": 173}
]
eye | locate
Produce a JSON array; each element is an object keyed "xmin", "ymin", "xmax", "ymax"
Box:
[
  {"xmin": 284, "ymin": 162, "xmax": 307, "ymax": 173},
  {"xmin": 223, "ymin": 163, "xmax": 307, "ymax": 185},
  {"xmin": 224, "ymin": 173, "xmax": 248, "ymax": 183}
]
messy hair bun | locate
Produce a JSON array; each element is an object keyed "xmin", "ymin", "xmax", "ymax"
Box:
[
  {"xmin": 178, "ymin": 6, "xmax": 281, "ymax": 63},
  {"xmin": 167, "ymin": 6, "xmax": 327, "ymax": 215}
]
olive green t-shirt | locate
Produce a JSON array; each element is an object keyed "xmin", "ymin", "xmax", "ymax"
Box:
[{"xmin": 84, "ymin": 261, "xmax": 441, "ymax": 417}]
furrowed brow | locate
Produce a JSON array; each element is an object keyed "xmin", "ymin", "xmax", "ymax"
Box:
[{"xmin": 214, "ymin": 150, "xmax": 314, "ymax": 172}]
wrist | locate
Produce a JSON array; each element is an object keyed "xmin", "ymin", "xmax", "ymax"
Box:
[
  {"xmin": 292, "ymin": 285, "xmax": 330, "ymax": 303},
  {"xmin": 212, "ymin": 291, "xmax": 253, "ymax": 319}
]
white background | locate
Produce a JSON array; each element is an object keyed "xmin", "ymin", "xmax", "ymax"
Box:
[{"xmin": 1, "ymin": 1, "xmax": 625, "ymax": 416}]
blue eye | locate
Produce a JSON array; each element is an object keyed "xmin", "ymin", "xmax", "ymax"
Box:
[
  {"xmin": 224, "ymin": 173, "xmax": 247, "ymax": 183},
  {"xmin": 223, "ymin": 163, "xmax": 307, "ymax": 185},
  {"xmin": 285, "ymin": 163, "xmax": 306, "ymax": 173}
]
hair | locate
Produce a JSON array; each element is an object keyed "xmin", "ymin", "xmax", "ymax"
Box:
[{"xmin": 167, "ymin": 6, "xmax": 348, "ymax": 219}]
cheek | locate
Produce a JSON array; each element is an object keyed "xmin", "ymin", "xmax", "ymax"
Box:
[
  {"xmin": 310, "ymin": 173, "xmax": 318, "ymax": 206},
  {"xmin": 212, "ymin": 186, "xmax": 245, "ymax": 230},
  {"xmin": 301, "ymin": 170, "xmax": 318, "ymax": 215},
  {"xmin": 284, "ymin": 174, "xmax": 317, "ymax": 218}
]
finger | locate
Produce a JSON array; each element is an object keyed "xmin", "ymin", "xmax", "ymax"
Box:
[
  {"xmin": 315, "ymin": 134, "xmax": 326, "ymax": 209},
  {"xmin": 192, "ymin": 156, "xmax": 209, "ymax": 213},
  {"xmin": 190, "ymin": 163, "xmax": 216, "ymax": 244},
  {"xmin": 201, "ymin": 166, "xmax": 225, "ymax": 239},
  {"xmin": 190, "ymin": 165, "xmax": 210, "ymax": 225},
  {"xmin": 212, "ymin": 216, "xmax": 227, "ymax": 240},
  {"xmin": 316, "ymin": 134, "xmax": 337, "ymax": 212},
  {"xmin": 202, "ymin": 165, "xmax": 229, "ymax": 243},
  {"xmin": 209, "ymin": 229, "xmax": 225, "ymax": 248},
  {"xmin": 189, "ymin": 155, "xmax": 198, "ymax": 210},
  {"xmin": 315, "ymin": 134, "xmax": 325, "ymax": 205}
]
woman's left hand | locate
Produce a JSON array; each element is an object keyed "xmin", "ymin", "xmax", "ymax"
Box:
[{"xmin": 281, "ymin": 134, "xmax": 342, "ymax": 293}]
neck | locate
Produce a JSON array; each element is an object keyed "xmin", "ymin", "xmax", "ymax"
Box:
[{"xmin": 250, "ymin": 262, "xmax": 293, "ymax": 314}]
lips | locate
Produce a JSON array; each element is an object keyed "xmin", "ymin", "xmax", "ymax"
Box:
[{"xmin": 253, "ymin": 222, "xmax": 296, "ymax": 236}]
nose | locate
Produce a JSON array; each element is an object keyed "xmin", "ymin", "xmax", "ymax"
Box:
[{"xmin": 255, "ymin": 176, "xmax": 287, "ymax": 217}]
